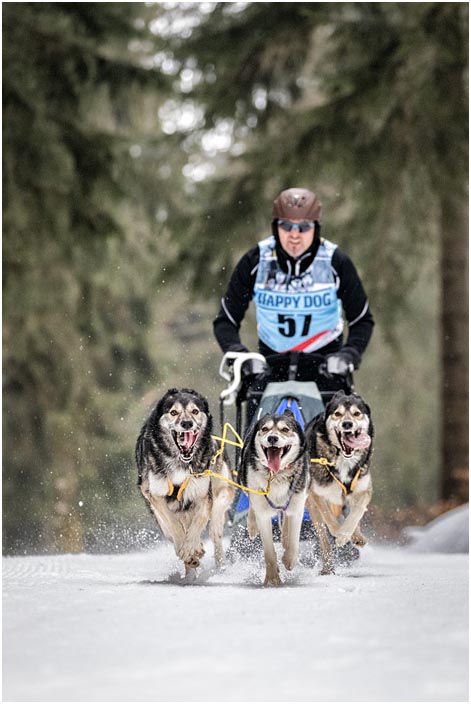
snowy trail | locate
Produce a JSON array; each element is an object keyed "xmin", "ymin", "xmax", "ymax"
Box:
[{"xmin": 2, "ymin": 543, "xmax": 468, "ymax": 702}]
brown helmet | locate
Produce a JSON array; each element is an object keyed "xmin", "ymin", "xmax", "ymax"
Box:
[{"xmin": 272, "ymin": 188, "xmax": 322, "ymax": 222}]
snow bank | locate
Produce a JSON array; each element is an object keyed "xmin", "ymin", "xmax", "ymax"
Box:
[{"xmin": 406, "ymin": 503, "xmax": 469, "ymax": 554}]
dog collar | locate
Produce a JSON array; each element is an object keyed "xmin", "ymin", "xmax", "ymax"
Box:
[
  {"xmin": 264, "ymin": 471, "xmax": 295, "ymax": 512},
  {"xmin": 265, "ymin": 494, "xmax": 293, "ymax": 512}
]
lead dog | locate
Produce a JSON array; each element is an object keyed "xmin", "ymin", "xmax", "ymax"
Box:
[
  {"xmin": 136, "ymin": 388, "xmax": 234, "ymax": 575},
  {"xmin": 239, "ymin": 411, "xmax": 309, "ymax": 586},
  {"xmin": 305, "ymin": 391, "xmax": 374, "ymax": 574}
]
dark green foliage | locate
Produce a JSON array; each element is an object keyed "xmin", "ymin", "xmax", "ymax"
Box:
[
  {"xmin": 2, "ymin": 2, "xmax": 171, "ymax": 553},
  {"xmin": 3, "ymin": 2, "xmax": 467, "ymax": 553},
  {"xmin": 167, "ymin": 2, "xmax": 468, "ymax": 501},
  {"xmin": 168, "ymin": 3, "xmax": 467, "ymax": 335}
]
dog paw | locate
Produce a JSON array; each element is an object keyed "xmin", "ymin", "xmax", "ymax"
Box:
[
  {"xmin": 178, "ymin": 544, "xmax": 203, "ymax": 564},
  {"xmin": 184, "ymin": 556, "xmax": 201, "ymax": 569},
  {"xmin": 282, "ymin": 551, "xmax": 298, "ymax": 571},
  {"xmin": 263, "ymin": 566, "xmax": 282, "ymax": 586},
  {"xmin": 335, "ymin": 533, "xmax": 351, "ymax": 548},
  {"xmin": 320, "ymin": 564, "xmax": 335, "ymax": 576},
  {"xmin": 352, "ymin": 534, "xmax": 367, "ymax": 547}
]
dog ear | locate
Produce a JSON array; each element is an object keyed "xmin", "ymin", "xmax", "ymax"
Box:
[
  {"xmin": 153, "ymin": 390, "xmax": 178, "ymax": 422},
  {"xmin": 282, "ymin": 409, "xmax": 296, "ymax": 420},
  {"xmin": 240, "ymin": 413, "xmax": 269, "ymax": 468},
  {"xmin": 180, "ymin": 388, "xmax": 210, "ymax": 415},
  {"xmin": 323, "ymin": 395, "xmax": 337, "ymax": 420},
  {"xmin": 241, "ymin": 418, "xmax": 258, "ymax": 460}
]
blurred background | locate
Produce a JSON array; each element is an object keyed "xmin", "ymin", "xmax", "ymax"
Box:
[{"xmin": 3, "ymin": 2, "xmax": 468, "ymax": 555}]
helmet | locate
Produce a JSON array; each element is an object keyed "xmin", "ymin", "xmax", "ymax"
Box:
[{"xmin": 272, "ymin": 188, "xmax": 322, "ymax": 222}]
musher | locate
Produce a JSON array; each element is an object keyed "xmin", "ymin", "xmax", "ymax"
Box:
[{"xmin": 213, "ymin": 187, "xmax": 374, "ymax": 406}]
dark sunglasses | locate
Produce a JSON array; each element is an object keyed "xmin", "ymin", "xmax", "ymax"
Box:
[{"xmin": 277, "ymin": 219, "xmax": 315, "ymax": 233}]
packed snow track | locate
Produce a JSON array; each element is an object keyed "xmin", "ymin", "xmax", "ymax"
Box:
[{"xmin": 3, "ymin": 541, "xmax": 468, "ymax": 702}]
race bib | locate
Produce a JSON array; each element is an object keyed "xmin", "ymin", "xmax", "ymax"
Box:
[{"xmin": 254, "ymin": 236, "xmax": 343, "ymax": 353}]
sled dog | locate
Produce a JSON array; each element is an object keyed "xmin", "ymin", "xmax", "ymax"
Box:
[
  {"xmin": 239, "ymin": 411, "xmax": 309, "ymax": 586},
  {"xmin": 305, "ymin": 390, "xmax": 374, "ymax": 574},
  {"xmin": 136, "ymin": 388, "xmax": 234, "ymax": 575}
]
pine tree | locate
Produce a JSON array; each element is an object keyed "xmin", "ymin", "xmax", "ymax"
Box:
[
  {"xmin": 166, "ymin": 2, "xmax": 468, "ymax": 501},
  {"xmin": 2, "ymin": 3, "xmax": 174, "ymax": 552}
]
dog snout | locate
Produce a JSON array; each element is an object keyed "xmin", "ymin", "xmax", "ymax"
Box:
[
  {"xmin": 266, "ymin": 434, "xmax": 279, "ymax": 446},
  {"xmin": 180, "ymin": 420, "xmax": 194, "ymax": 431},
  {"xmin": 342, "ymin": 420, "xmax": 353, "ymax": 431}
]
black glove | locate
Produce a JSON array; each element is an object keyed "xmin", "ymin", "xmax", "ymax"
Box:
[
  {"xmin": 242, "ymin": 358, "xmax": 266, "ymax": 377},
  {"xmin": 325, "ymin": 348, "xmax": 360, "ymax": 376},
  {"xmin": 224, "ymin": 347, "xmax": 264, "ymax": 378}
]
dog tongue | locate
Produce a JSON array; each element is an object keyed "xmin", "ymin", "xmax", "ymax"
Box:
[
  {"xmin": 343, "ymin": 431, "xmax": 371, "ymax": 450},
  {"xmin": 267, "ymin": 447, "xmax": 282, "ymax": 474},
  {"xmin": 182, "ymin": 431, "xmax": 197, "ymax": 452}
]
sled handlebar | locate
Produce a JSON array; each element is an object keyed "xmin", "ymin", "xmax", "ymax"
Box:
[
  {"xmin": 218, "ymin": 351, "xmax": 354, "ymax": 406},
  {"xmin": 219, "ymin": 352, "xmax": 267, "ymax": 406}
]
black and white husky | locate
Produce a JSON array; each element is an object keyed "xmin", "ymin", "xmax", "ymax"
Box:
[
  {"xmin": 305, "ymin": 391, "xmax": 374, "ymax": 574},
  {"xmin": 239, "ymin": 411, "xmax": 309, "ymax": 586},
  {"xmin": 136, "ymin": 388, "xmax": 234, "ymax": 576}
]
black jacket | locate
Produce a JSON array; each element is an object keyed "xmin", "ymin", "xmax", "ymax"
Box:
[{"xmin": 213, "ymin": 229, "xmax": 374, "ymax": 367}]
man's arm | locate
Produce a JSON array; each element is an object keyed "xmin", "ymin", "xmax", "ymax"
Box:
[
  {"xmin": 331, "ymin": 249, "xmax": 374, "ymax": 366},
  {"xmin": 213, "ymin": 247, "xmax": 259, "ymax": 353}
]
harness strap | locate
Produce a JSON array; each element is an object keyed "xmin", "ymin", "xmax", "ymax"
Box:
[
  {"xmin": 311, "ymin": 457, "xmax": 362, "ymax": 496},
  {"xmin": 210, "ymin": 421, "xmax": 244, "ymax": 465},
  {"xmin": 166, "ymin": 477, "xmax": 191, "ymax": 501},
  {"xmin": 190, "ymin": 468, "xmax": 274, "ymax": 497},
  {"xmin": 311, "ymin": 456, "xmax": 336, "ymax": 467},
  {"xmin": 166, "ymin": 422, "xmax": 278, "ymax": 501}
]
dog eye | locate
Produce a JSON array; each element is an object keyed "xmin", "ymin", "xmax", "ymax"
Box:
[
  {"xmin": 280, "ymin": 426, "xmax": 290, "ymax": 434},
  {"xmin": 333, "ymin": 411, "xmax": 342, "ymax": 418},
  {"xmin": 353, "ymin": 411, "xmax": 362, "ymax": 417},
  {"xmin": 261, "ymin": 426, "xmax": 269, "ymax": 433},
  {"xmin": 191, "ymin": 408, "xmax": 199, "ymax": 415},
  {"xmin": 169, "ymin": 409, "xmax": 178, "ymax": 416}
]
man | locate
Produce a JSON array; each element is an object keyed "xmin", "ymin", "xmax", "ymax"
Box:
[{"xmin": 213, "ymin": 187, "xmax": 374, "ymax": 378}]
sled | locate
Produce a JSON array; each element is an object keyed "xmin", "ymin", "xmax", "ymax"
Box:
[{"xmin": 218, "ymin": 350, "xmax": 359, "ymax": 564}]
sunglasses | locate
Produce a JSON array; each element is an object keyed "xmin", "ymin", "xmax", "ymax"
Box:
[{"xmin": 277, "ymin": 219, "xmax": 315, "ymax": 233}]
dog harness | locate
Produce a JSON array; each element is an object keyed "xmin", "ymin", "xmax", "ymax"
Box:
[
  {"xmin": 253, "ymin": 235, "xmax": 344, "ymax": 353},
  {"xmin": 166, "ymin": 477, "xmax": 190, "ymax": 502},
  {"xmin": 311, "ymin": 457, "xmax": 362, "ymax": 495}
]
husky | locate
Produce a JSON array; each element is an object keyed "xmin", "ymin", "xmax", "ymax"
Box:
[
  {"xmin": 136, "ymin": 388, "xmax": 234, "ymax": 576},
  {"xmin": 239, "ymin": 411, "xmax": 309, "ymax": 586},
  {"xmin": 305, "ymin": 390, "xmax": 374, "ymax": 574}
]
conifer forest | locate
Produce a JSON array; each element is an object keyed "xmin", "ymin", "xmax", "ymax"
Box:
[{"xmin": 3, "ymin": 2, "xmax": 468, "ymax": 554}]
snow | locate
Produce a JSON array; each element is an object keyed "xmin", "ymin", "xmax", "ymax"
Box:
[
  {"xmin": 405, "ymin": 503, "xmax": 469, "ymax": 554},
  {"xmin": 2, "ymin": 514, "xmax": 469, "ymax": 702}
]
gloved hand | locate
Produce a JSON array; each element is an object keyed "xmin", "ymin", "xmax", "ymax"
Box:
[
  {"xmin": 224, "ymin": 347, "xmax": 265, "ymax": 377},
  {"xmin": 224, "ymin": 345, "xmax": 249, "ymax": 369},
  {"xmin": 324, "ymin": 348, "xmax": 360, "ymax": 377},
  {"xmin": 242, "ymin": 357, "xmax": 266, "ymax": 377}
]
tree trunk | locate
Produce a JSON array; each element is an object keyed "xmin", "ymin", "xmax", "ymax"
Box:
[{"xmin": 440, "ymin": 194, "xmax": 469, "ymax": 501}]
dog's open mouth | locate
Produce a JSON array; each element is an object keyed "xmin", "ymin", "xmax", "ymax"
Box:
[
  {"xmin": 173, "ymin": 430, "xmax": 199, "ymax": 461},
  {"xmin": 262, "ymin": 445, "xmax": 291, "ymax": 474},
  {"xmin": 337, "ymin": 430, "xmax": 371, "ymax": 457}
]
